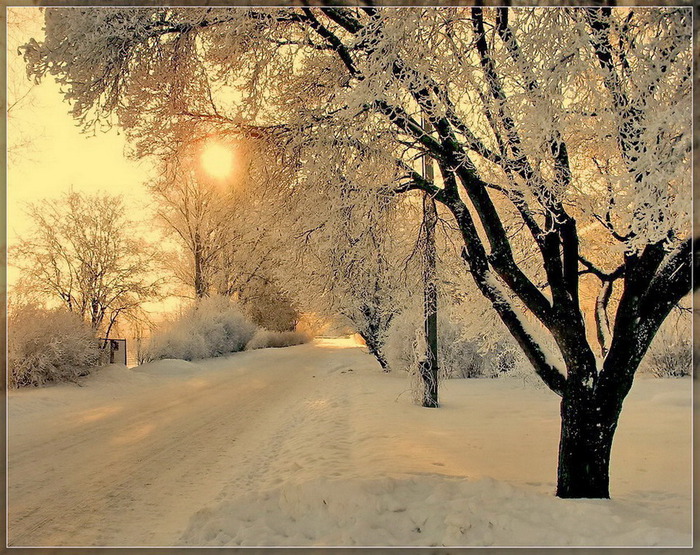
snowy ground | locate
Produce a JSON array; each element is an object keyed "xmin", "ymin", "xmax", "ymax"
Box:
[{"xmin": 7, "ymin": 338, "xmax": 692, "ymax": 547}]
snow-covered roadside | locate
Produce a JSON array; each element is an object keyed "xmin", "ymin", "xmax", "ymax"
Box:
[
  {"xmin": 8, "ymin": 339, "xmax": 692, "ymax": 547},
  {"xmin": 180, "ymin": 341, "xmax": 692, "ymax": 547}
]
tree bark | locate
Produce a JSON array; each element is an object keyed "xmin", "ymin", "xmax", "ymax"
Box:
[
  {"xmin": 556, "ymin": 389, "xmax": 620, "ymax": 498},
  {"xmin": 193, "ymin": 241, "xmax": 208, "ymax": 298}
]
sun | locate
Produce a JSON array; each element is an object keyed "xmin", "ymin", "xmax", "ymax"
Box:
[{"xmin": 200, "ymin": 141, "xmax": 234, "ymax": 180}]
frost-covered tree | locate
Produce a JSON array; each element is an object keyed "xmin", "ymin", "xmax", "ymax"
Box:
[
  {"xmin": 11, "ymin": 191, "xmax": 162, "ymax": 339},
  {"xmin": 151, "ymin": 136, "xmax": 299, "ymax": 331},
  {"xmin": 206, "ymin": 138, "xmax": 301, "ymax": 331},
  {"xmin": 23, "ymin": 6, "xmax": 693, "ymax": 499},
  {"xmin": 150, "ymin": 147, "xmax": 237, "ymax": 299},
  {"xmin": 279, "ymin": 163, "xmax": 414, "ymax": 371}
]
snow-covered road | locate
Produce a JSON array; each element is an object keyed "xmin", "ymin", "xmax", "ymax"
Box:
[
  {"xmin": 7, "ymin": 339, "xmax": 692, "ymax": 547},
  {"xmin": 8, "ymin": 343, "xmax": 348, "ymax": 546}
]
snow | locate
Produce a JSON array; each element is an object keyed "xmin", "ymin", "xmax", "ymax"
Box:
[{"xmin": 7, "ymin": 338, "xmax": 691, "ymax": 547}]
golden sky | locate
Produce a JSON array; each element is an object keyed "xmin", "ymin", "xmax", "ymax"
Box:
[{"xmin": 6, "ymin": 8, "xmax": 157, "ymax": 290}]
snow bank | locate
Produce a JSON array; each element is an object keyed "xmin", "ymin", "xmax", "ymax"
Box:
[
  {"xmin": 133, "ymin": 358, "xmax": 201, "ymax": 377},
  {"xmin": 182, "ymin": 475, "xmax": 683, "ymax": 547}
]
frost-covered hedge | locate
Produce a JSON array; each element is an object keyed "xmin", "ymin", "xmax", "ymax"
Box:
[
  {"xmin": 385, "ymin": 313, "xmax": 483, "ymax": 378},
  {"xmin": 385, "ymin": 311, "xmax": 524, "ymax": 379},
  {"xmin": 8, "ymin": 305, "xmax": 100, "ymax": 388},
  {"xmin": 146, "ymin": 295, "xmax": 257, "ymax": 362},
  {"xmin": 245, "ymin": 329, "xmax": 311, "ymax": 351}
]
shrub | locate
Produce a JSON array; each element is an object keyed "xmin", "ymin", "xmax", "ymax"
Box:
[
  {"xmin": 385, "ymin": 311, "xmax": 496, "ymax": 379},
  {"xmin": 385, "ymin": 308, "xmax": 529, "ymax": 380},
  {"xmin": 8, "ymin": 305, "xmax": 100, "ymax": 387},
  {"xmin": 383, "ymin": 311, "xmax": 421, "ymax": 374},
  {"xmin": 239, "ymin": 280, "xmax": 300, "ymax": 332},
  {"xmin": 646, "ymin": 336, "xmax": 692, "ymax": 378},
  {"xmin": 641, "ymin": 309, "xmax": 692, "ymax": 378},
  {"xmin": 245, "ymin": 329, "xmax": 311, "ymax": 350},
  {"xmin": 487, "ymin": 343, "xmax": 523, "ymax": 376},
  {"xmin": 146, "ymin": 295, "xmax": 258, "ymax": 362},
  {"xmin": 438, "ymin": 318, "xmax": 489, "ymax": 379}
]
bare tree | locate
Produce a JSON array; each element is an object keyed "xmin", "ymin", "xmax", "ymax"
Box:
[
  {"xmin": 150, "ymin": 161, "xmax": 232, "ymax": 299},
  {"xmin": 11, "ymin": 191, "xmax": 162, "ymax": 339}
]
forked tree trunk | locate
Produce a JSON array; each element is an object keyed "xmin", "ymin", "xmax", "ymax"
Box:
[{"xmin": 556, "ymin": 390, "xmax": 620, "ymax": 498}]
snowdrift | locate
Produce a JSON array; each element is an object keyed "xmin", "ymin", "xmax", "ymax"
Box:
[{"xmin": 183, "ymin": 475, "xmax": 684, "ymax": 547}]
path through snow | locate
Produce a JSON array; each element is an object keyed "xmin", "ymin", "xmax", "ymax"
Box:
[{"xmin": 7, "ymin": 339, "xmax": 692, "ymax": 547}]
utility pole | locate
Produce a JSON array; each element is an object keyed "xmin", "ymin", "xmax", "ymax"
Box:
[{"xmin": 420, "ymin": 115, "xmax": 438, "ymax": 408}]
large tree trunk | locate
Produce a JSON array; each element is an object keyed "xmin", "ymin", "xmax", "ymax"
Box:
[{"xmin": 556, "ymin": 390, "xmax": 619, "ymax": 498}]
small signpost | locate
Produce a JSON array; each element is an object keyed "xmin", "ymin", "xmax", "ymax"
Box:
[{"xmin": 99, "ymin": 338, "xmax": 127, "ymax": 365}]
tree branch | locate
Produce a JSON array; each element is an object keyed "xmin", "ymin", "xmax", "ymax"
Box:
[{"xmin": 300, "ymin": 8, "xmax": 360, "ymax": 78}]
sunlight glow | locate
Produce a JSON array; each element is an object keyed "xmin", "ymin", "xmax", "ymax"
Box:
[
  {"xmin": 314, "ymin": 336, "xmax": 365, "ymax": 349},
  {"xmin": 201, "ymin": 141, "xmax": 234, "ymax": 180}
]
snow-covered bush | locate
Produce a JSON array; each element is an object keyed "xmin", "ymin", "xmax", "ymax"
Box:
[
  {"xmin": 645, "ymin": 336, "xmax": 692, "ymax": 378},
  {"xmin": 239, "ymin": 280, "xmax": 300, "ymax": 332},
  {"xmin": 438, "ymin": 318, "xmax": 490, "ymax": 379},
  {"xmin": 146, "ymin": 295, "xmax": 257, "ymax": 362},
  {"xmin": 8, "ymin": 304, "xmax": 100, "ymax": 387},
  {"xmin": 488, "ymin": 344, "xmax": 521, "ymax": 375},
  {"xmin": 245, "ymin": 329, "xmax": 311, "ymax": 351},
  {"xmin": 641, "ymin": 309, "xmax": 692, "ymax": 378},
  {"xmin": 384, "ymin": 311, "xmax": 421, "ymax": 375},
  {"xmin": 385, "ymin": 311, "xmax": 495, "ymax": 379},
  {"xmin": 385, "ymin": 305, "xmax": 530, "ymax": 380},
  {"xmin": 648, "ymin": 340, "xmax": 692, "ymax": 378}
]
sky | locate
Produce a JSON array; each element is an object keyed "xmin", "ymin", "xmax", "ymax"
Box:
[{"xmin": 6, "ymin": 8, "xmax": 157, "ymax": 290}]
